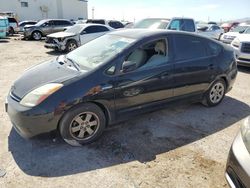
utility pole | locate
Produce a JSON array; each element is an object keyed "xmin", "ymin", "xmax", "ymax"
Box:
[{"xmin": 92, "ymin": 7, "xmax": 95, "ymax": 19}]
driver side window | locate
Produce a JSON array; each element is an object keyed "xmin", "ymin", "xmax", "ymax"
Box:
[{"xmin": 121, "ymin": 38, "xmax": 169, "ymax": 73}]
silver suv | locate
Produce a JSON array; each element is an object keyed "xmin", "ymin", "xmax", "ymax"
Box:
[{"xmin": 23, "ymin": 19, "xmax": 73, "ymax": 40}]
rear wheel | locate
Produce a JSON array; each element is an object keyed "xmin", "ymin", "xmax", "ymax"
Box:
[
  {"xmin": 32, "ymin": 31, "xmax": 42, "ymax": 40},
  {"xmin": 66, "ymin": 40, "xmax": 78, "ymax": 52},
  {"xmin": 202, "ymin": 79, "xmax": 226, "ymax": 107},
  {"xmin": 9, "ymin": 27, "xmax": 14, "ymax": 36},
  {"xmin": 59, "ymin": 103, "xmax": 106, "ymax": 146}
]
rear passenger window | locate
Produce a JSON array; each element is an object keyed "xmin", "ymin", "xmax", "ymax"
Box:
[
  {"xmin": 207, "ymin": 41, "xmax": 222, "ymax": 56},
  {"xmin": 174, "ymin": 35, "xmax": 206, "ymax": 61}
]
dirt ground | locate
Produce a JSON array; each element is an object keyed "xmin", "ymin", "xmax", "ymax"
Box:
[{"xmin": 0, "ymin": 36, "xmax": 250, "ymax": 188}]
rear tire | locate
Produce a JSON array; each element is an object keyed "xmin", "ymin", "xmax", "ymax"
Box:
[
  {"xmin": 66, "ymin": 40, "xmax": 78, "ymax": 52},
  {"xmin": 59, "ymin": 103, "xmax": 106, "ymax": 146},
  {"xmin": 202, "ymin": 79, "xmax": 226, "ymax": 107},
  {"xmin": 9, "ymin": 27, "xmax": 14, "ymax": 36}
]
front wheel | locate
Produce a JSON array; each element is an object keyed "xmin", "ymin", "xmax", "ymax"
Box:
[
  {"xmin": 66, "ymin": 40, "xmax": 78, "ymax": 52},
  {"xmin": 59, "ymin": 103, "xmax": 106, "ymax": 146},
  {"xmin": 32, "ymin": 31, "xmax": 42, "ymax": 40},
  {"xmin": 202, "ymin": 79, "xmax": 226, "ymax": 107}
]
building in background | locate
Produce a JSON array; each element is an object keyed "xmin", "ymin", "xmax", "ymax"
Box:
[{"xmin": 0, "ymin": 0, "xmax": 88, "ymax": 21}]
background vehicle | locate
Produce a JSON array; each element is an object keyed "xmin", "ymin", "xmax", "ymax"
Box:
[
  {"xmin": 86, "ymin": 19, "xmax": 124, "ymax": 29},
  {"xmin": 7, "ymin": 17, "xmax": 18, "ymax": 35},
  {"xmin": 225, "ymin": 116, "xmax": 250, "ymax": 188},
  {"xmin": 133, "ymin": 17, "xmax": 196, "ymax": 32},
  {"xmin": 221, "ymin": 25, "xmax": 250, "ymax": 44},
  {"xmin": 197, "ymin": 24, "xmax": 224, "ymax": 40},
  {"xmin": 221, "ymin": 22, "xmax": 240, "ymax": 32},
  {"xmin": 23, "ymin": 19, "xmax": 73, "ymax": 40},
  {"xmin": 6, "ymin": 29, "xmax": 237, "ymax": 146},
  {"xmin": 231, "ymin": 28, "xmax": 250, "ymax": 67},
  {"xmin": 18, "ymin": 20, "xmax": 37, "ymax": 33},
  {"xmin": 0, "ymin": 16, "xmax": 9, "ymax": 38},
  {"xmin": 45, "ymin": 24, "xmax": 113, "ymax": 52}
]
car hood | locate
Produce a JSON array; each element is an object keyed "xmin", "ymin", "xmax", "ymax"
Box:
[
  {"xmin": 47, "ymin": 32, "xmax": 76, "ymax": 38},
  {"xmin": 223, "ymin": 32, "xmax": 239, "ymax": 37},
  {"xmin": 11, "ymin": 59, "xmax": 81, "ymax": 99},
  {"xmin": 236, "ymin": 34, "xmax": 250, "ymax": 42}
]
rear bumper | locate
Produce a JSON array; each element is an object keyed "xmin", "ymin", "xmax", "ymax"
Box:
[
  {"xmin": 225, "ymin": 132, "xmax": 250, "ymax": 188},
  {"xmin": 6, "ymin": 95, "xmax": 59, "ymax": 138}
]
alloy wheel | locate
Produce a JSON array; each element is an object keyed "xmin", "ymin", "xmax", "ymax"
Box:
[
  {"xmin": 209, "ymin": 82, "xmax": 225, "ymax": 104},
  {"xmin": 69, "ymin": 112, "xmax": 100, "ymax": 140}
]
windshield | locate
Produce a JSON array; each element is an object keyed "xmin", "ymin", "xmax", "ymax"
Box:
[
  {"xmin": 134, "ymin": 19, "xmax": 169, "ymax": 29},
  {"xmin": 0, "ymin": 19, "xmax": 7, "ymax": 27},
  {"xmin": 65, "ymin": 25, "xmax": 84, "ymax": 34},
  {"xmin": 231, "ymin": 26, "xmax": 249, "ymax": 32},
  {"xmin": 244, "ymin": 27, "xmax": 250, "ymax": 34},
  {"xmin": 67, "ymin": 34, "xmax": 136, "ymax": 71},
  {"xmin": 35, "ymin": 20, "xmax": 47, "ymax": 26}
]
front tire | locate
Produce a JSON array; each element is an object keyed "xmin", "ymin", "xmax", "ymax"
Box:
[
  {"xmin": 59, "ymin": 103, "xmax": 106, "ymax": 146},
  {"xmin": 202, "ymin": 79, "xmax": 226, "ymax": 107},
  {"xmin": 32, "ymin": 31, "xmax": 42, "ymax": 40},
  {"xmin": 66, "ymin": 40, "xmax": 78, "ymax": 52}
]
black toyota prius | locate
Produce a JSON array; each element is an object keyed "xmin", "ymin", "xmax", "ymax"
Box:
[{"xmin": 6, "ymin": 29, "xmax": 237, "ymax": 146}]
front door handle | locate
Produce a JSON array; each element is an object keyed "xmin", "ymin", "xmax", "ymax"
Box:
[
  {"xmin": 101, "ymin": 84, "xmax": 113, "ymax": 91},
  {"xmin": 160, "ymin": 73, "xmax": 170, "ymax": 79}
]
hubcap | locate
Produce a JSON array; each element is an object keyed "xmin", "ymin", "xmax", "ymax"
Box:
[
  {"xmin": 33, "ymin": 32, "xmax": 41, "ymax": 40},
  {"xmin": 209, "ymin": 82, "xmax": 224, "ymax": 104},
  {"xmin": 68, "ymin": 43, "xmax": 77, "ymax": 51},
  {"xmin": 69, "ymin": 112, "xmax": 99, "ymax": 140}
]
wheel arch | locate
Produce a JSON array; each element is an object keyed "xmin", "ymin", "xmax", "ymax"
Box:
[{"xmin": 56, "ymin": 100, "xmax": 112, "ymax": 132}]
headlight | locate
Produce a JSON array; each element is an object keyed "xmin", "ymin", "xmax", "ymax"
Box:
[
  {"xmin": 20, "ymin": 83, "xmax": 63, "ymax": 107},
  {"xmin": 241, "ymin": 117, "xmax": 250, "ymax": 151},
  {"xmin": 232, "ymin": 38, "xmax": 240, "ymax": 48}
]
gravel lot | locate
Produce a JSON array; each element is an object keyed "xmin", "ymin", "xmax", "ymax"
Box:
[{"xmin": 0, "ymin": 36, "xmax": 250, "ymax": 188}]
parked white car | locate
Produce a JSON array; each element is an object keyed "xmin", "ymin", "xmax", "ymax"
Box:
[
  {"xmin": 221, "ymin": 25, "xmax": 250, "ymax": 44},
  {"xmin": 45, "ymin": 24, "xmax": 113, "ymax": 52},
  {"xmin": 197, "ymin": 24, "xmax": 224, "ymax": 40},
  {"xmin": 231, "ymin": 28, "xmax": 250, "ymax": 67}
]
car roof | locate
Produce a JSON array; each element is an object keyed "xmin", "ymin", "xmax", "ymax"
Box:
[{"xmin": 108, "ymin": 29, "xmax": 199, "ymax": 39}]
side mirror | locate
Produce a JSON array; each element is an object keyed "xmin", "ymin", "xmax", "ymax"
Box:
[
  {"xmin": 239, "ymin": 30, "xmax": 244, "ymax": 34},
  {"xmin": 81, "ymin": 31, "xmax": 87, "ymax": 35},
  {"xmin": 122, "ymin": 61, "xmax": 137, "ymax": 73}
]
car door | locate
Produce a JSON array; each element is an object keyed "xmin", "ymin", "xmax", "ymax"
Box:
[
  {"xmin": 113, "ymin": 37, "xmax": 174, "ymax": 116},
  {"xmin": 172, "ymin": 34, "xmax": 218, "ymax": 98},
  {"xmin": 42, "ymin": 21, "xmax": 53, "ymax": 35},
  {"xmin": 80, "ymin": 25, "xmax": 110, "ymax": 45}
]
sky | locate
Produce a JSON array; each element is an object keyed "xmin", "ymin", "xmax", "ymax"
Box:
[{"xmin": 87, "ymin": 0, "xmax": 250, "ymax": 22}]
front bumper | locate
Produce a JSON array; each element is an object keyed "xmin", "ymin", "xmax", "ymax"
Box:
[
  {"xmin": 225, "ymin": 132, "xmax": 250, "ymax": 188},
  {"xmin": 232, "ymin": 46, "xmax": 250, "ymax": 67},
  {"xmin": 5, "ymin": 95, "xmax": 59, "ymax": 138},
  {"xmin": 23, "ymin": 30, "xmax": 33, "ymax": 38}
]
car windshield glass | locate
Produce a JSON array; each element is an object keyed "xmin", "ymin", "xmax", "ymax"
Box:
[
  {"xmin": 35, "ymin": 20, "xmax": 47, "ymax": 26},
  {"xmin": 244, "ymin": 28, "xmax": 250, "ymax": 34},
  {"xmin": 231, "ymin": 26, "xmax": 249, "ymax": 32},
  {"xmin": 134, "ymin": 19, "xmax": 169, "ymax": 29},
  {"xmin": 0, "ymin": 19, "xmax": 7, "ymax": 27},
  {"xmin": 67, "ymin": 34, "xmax": 136, "ymax": 71},
  {"xmin": 65, "ymin": 25, "xmax": 84, "ymax": 33}
]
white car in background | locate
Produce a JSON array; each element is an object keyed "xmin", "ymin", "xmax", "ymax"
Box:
[
  {"xmin": 221, "ymin": 25, "xmax": 250, "ymax": 44},
  {"xmin": 231, "ymin": 27, "xmax": 250, "ymax": 67},
  {"xmin": 197, "ymin": 24, "xmax": 224, "ymax": 40},
  {"xmin": 45, "ymin": 24, "xmax": 113, "ymax": 52}
]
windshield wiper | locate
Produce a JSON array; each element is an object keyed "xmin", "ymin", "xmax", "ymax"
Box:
[{"xmin": 65, "ymin": 56, "xmax": 80, "ymax": 71}]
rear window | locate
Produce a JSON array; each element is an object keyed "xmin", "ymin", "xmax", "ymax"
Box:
[
  {"xmin": 168, "ymin": 19, "xmax": 195, "ymax": 32},
  {"xmin": 174, "ymin": 35, "xmax": 206, "ymax": 61},
  {"xmin": 87, "ymin": 19, "xmax": 105, "ymax": 25},
  {"xmin": 108, "ymin": 21, "xmax": 124, "ymax": 29}
]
